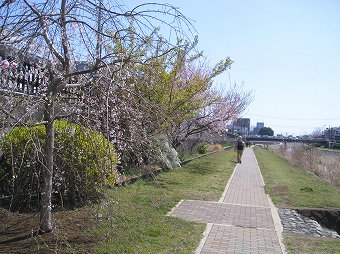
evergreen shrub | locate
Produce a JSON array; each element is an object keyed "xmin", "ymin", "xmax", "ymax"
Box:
[
  {"xmin": 0, "ymin": 121, "xmax": 117, "ymax": 211},
  {"xmin": 196, "ymin": 143, "xmax": 208, "ymax": 154}
]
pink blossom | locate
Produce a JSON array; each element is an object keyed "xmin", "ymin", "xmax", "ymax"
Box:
[
  {"xmin": 10, "ymin": 62, "xmax": 17, "ymax": 68},
  {"xmin": 0, "ymin": 59, "xmax": 9, "ymax": 68}
]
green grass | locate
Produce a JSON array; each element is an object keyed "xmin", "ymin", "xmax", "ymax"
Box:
[
  {"xmin": 179, "ymin": 152, "xmax": 202, "ymax": 161},
  {"xmin": 254, "ymin": 148, "xmax": 340, "ymax": 254},
  {"xmin": 92, "ymin": 150, "xmax": 236, "ymax": 254},
  {"xmin": 284, "ymin": 233, "xmax": 340, "ymax": 254},
  {"xmin": 254, "ymin": 148, "xmax": 340, "ymax": 208}
]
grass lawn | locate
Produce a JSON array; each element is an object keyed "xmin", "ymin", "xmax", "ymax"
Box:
[
  {"xmin": 254, "ymin": 147, "xmax": 340, "ymax": 254},
  {"xmin": 284, "ymin": 233, "xmax": 340, "ymax": 254},
  {"xmin": 254, "ymin": 148, "xmax": 340, "ymax": 208},
  {"xmin": 178, "ymin": 152, "xmax": 202, "ymax": 161},
  {"xmin": 92, "ymin": 150, "xmax": 236, "ymax": 254}
]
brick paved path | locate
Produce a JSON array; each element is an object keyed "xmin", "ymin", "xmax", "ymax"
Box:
[{"xmin": 168, "ymin": 148, "xmax": 285, "ymax": 254}]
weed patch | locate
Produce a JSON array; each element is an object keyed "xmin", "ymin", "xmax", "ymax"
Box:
[{"xmin": 271, "ymin": 144, "xmax": 340, "ymax": 187}]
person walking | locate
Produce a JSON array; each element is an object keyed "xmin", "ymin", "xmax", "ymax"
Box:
[{"xmin": 234, "ymin": 136, "xmax": 245, "ymax": 163}]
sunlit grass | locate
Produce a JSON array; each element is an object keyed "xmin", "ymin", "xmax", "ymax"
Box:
[
  {"xmin": 284, "ymin": 233, "xmax": 340, "ymax": 254},
  {"xmin": 92, "ymin": 150, "xmax": 236, "ymax": 254},
  {"xmin": 254, "ymin": 147, "xmax": 340, "ymax": 208}
]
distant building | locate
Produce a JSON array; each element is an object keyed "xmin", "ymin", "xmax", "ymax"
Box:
[
  {"xmin": 253, "ymin": 122, "xmax": 264, "ymax": 135},
  {"xmin": 324, "ymin": 126, "xmax": 340, "ymax": 143}
]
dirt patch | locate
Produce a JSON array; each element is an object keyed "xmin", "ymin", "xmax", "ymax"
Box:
[
  {"xmin": 271, "ymin": 185, "xmax": 289, "ymax": 195},
  {"xmin": 0, "ymin": 208, "xmax": 101, "ymax": 253}
]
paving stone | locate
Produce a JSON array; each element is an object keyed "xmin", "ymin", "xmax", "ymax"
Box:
[
  {"xmin": 168, "ymin": 148, "xmax": 284, "ymax": 254},
  {"xmin": 199, "ymin": 225, "xmax": 282, "ymax": 254},
  {"xmin": 170, "ymin": 200, "xmax": 274, "ymax": 229}
]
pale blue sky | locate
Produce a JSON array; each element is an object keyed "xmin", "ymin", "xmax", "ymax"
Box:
[{"xmin": 127, "ymin": 0, "xmax": 340, "ymax": 136}]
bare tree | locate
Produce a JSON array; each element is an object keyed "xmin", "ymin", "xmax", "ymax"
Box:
[
  {"xmin": 311, "ymin": 128, "xmax": 323, "ymax": 138},
  {"xmin": 0, "ymin": 0, "xmax": 194, "ymax": 233}
]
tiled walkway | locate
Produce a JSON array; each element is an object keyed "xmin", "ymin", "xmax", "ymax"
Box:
[{"xmin": 168, "ymin": 148, "xmax": 285, "ymax": 254}]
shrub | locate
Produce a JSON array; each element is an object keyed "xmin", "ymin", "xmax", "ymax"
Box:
[
  {"xmin": 0, "ymin": 121, "xmax": 117, "ymax": 211},
  {"xmin": 207, "ymin": 144, "xmax": 223, "ymax": 152},
  {"xmin": 196, "ymin": 143, "xmax": 208, "ymax": 154}
]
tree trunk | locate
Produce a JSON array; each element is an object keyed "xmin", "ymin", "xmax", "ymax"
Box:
[{"xmin": 40, "ymin": 98, "xmax": 54, "ymax": 233}]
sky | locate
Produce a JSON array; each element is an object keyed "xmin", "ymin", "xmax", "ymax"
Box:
[{"xmin": 127, "ymin": 0, "xmax": 340, "ymax": 136}]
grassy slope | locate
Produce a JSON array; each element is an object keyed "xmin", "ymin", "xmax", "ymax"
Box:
[
  {"xmin": 254, "ymin": 148, "xmax": 340, "ymax": 254},
  {"xmin": 254, "ymin": 148, "xmax": 340, "ymax": 208},
  {"xmin": 284, "ymin": 233, "xmax": 340, "ymax": 254},
  {"xmin": 92, "ymin": 150, "xmax": 236, "ymax": 254}
]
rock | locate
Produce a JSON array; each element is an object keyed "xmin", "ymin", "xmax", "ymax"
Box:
[
  {"xmin": 151, "ymin": 134, "xmax": 181, "ymax": 170},
  {"xmin": 279, "ymin": 208, "xmax": 340, "ymax": 239}
]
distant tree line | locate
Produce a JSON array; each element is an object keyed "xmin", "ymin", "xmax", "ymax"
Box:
[{"xmin": 258, "ymin": 127, "xmax": 274, "ymax": 136}]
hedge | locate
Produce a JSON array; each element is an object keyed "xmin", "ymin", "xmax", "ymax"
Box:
[{"xmin": 0, "ymin": 121, "xmax": 117, "ymax": 211}]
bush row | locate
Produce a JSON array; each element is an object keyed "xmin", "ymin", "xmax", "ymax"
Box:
[{"xmin": 0, "ymin": 121, "xmax": 117, "ymax": 211}]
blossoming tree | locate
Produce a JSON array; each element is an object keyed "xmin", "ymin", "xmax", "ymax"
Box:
[{"xmin": 0, "ymin": 0, "xmax": 194, "ymax": 233}]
